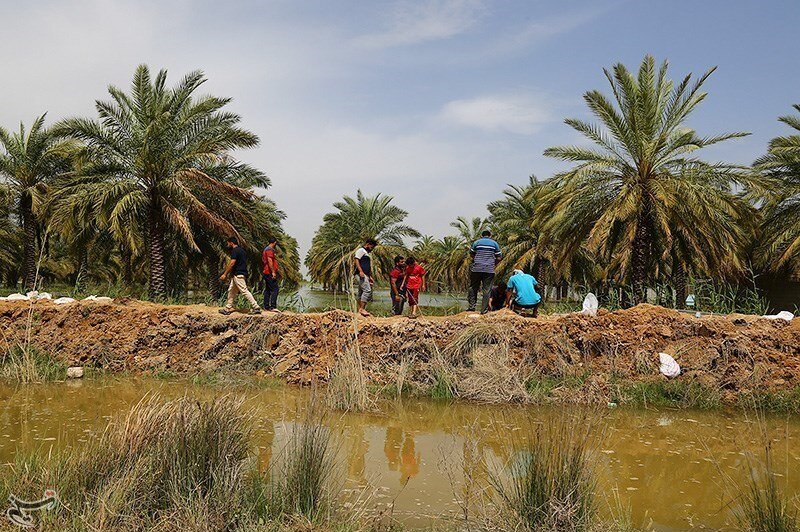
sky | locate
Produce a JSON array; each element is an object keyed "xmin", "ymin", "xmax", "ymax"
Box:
[{"xmin": 2, "ymin": 0, "xmax": 799, "ymax": 265}]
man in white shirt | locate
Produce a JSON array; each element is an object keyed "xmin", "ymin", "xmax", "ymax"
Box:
[{"xmin": 353, "ymin": 238, "xmax": 378, "ymax": 317}]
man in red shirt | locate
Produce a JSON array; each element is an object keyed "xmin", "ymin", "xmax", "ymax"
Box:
[
  {"xmin": 389, "ymin": 255, "xmax": 406, "ymax": 316},
  {"xmin": 401, "ymin": 256, "xmax": 426, "ymax": 319},
  {"xmin": 262, "ymin": 237, "xmax": 280, "ymax": 312}
]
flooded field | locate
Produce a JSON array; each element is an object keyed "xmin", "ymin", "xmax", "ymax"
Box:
[{"xmin": 1, "ymin": 377, "xmax": 798, "ymax": 530}]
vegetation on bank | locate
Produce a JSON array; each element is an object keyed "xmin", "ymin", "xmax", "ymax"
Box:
[{"xmin": 1, "ymin": 55, "xmax": 797, "ymax": 311}]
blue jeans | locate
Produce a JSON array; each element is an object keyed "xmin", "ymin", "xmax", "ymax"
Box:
[{"xmin": 262, "ymin": 274, "xmax": 279, "ymax": 310}]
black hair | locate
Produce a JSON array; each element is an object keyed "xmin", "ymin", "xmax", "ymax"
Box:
[
  {"xmin": 227, "ymin": 236, "xmax": 239, "ymax": 245},
  {"xmin": 394, "ymin": 255, "xmax": 404, "ymax": 265},
  {"xmin": 365, "ymin": 238, "xmax": 378, "ymax": 246},
  {"xmin": 406, "ymin": 256, "xmax": 416, "ymax": 265},
  {"xmin": 481, "ymin": 230, "xmax": 491, "ymax": 237},
  {"xmin": 268, "ymin": 237, "xmax": 277, "ymax": 244}
]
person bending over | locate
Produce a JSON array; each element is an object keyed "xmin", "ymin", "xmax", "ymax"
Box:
[{"xmin": 506, "ymin": 269, "xmax": 541, "ymax": 317}]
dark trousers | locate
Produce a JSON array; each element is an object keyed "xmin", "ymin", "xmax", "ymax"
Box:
[
  {"xmin": 467, "ymin": 271, "xmax": 495, "ymax": 312},
  {"xmin": 262, "ymin": 274, "xmax": 279, "ymax": 310},
  {"xmin": 392, "ymin": 295, "xmax": 405, "ymax": 315}
]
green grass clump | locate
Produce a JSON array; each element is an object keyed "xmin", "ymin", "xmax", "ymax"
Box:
[
  {"xmin": 490, "ymin": 412, "xmax": 597, "ymax": 531},
  {"xmin": 0, "ymin": 345, "xmax": 66, "ymax": 383},
  {"xmin": 616, "ymin": 379, "xmax": 722, "ymax": 409},
  {"xmin": 430, "ymin": 371, "xmax": 455, "ymax": 400}
]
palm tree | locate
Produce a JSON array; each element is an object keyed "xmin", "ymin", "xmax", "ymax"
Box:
[
  {"xmin": 542, "ymin": 55, "xmax": 752, "ymax": 303},
  {"xmin": 54, "ymin": 65, "xmax": 266, "ymax": 298},
  {"xmin": 0, "ymin": 115, "xmax": 75, "ymax": 289},
  {"xmin": 754, "ymin": 104, "xmax": 800, "ymax": 275},
  {"xmin": 305, "ymin": 190, "xmax": 420, "ymax": 290}
]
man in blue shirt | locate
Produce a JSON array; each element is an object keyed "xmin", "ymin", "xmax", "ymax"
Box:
[
  {"xmin": 219, "ymin": 236, "xmax": 261, "ymax": 315},
  {"xmin": 507, "ymin": 269, "xmax": 542, "ymax": 317},
  {"xmin": 467, "ymin": 230, "xmax": 502, "ymax": 313}
]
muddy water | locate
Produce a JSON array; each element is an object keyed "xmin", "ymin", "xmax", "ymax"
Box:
[{"xmin": 1, "ymin": 377, "xmax": 798, "ymax": 530}]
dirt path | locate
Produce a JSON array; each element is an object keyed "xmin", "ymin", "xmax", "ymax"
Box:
[{"xmin": 1, "ymin": 299, "xmax": 798, "ymax": 404}]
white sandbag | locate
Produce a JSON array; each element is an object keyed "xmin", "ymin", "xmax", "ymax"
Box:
[
  {"xmin": 763, "ymin": 311, "xmax": 794, "ymax": 322},
  {"xmin": 6, "ymin": 293, "xmax": 30, "ymax": 301},
  {"xmin": 37, "ymin": 292, "xmax": 52, "ymax": 300},
  {"xmin": 53, "ymin": 297, "xmax": 76, "ymax": 305},
  {"xmin": 95, "ymin": 296, "xmax": 112, "ymax": 302},
  {"xmin": 659, "ymin": 352, "xmax": 681, "ymax": 378},
  {"xmin": 582, "ymin": 293, "xmax": 598, "ymax": 316},
  {"xmin": 83, "ymin": 295, "xmax": 98, "ymax": 301},
  {"xmin": 26, "ymin": 290, "xmax": 39, "ymax": 298}
]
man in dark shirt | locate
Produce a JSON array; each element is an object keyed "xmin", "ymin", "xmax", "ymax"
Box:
[
  {"xmin": 389, "ymin": 255, "xmax": 406, "ymax": 316},
  {"xmin": 219, "ymin": 236, "xmax": 261, "ymax": 315},
  {"xmin": 467, "ymin": 230, "xmax": 502, "ymax": 313}
]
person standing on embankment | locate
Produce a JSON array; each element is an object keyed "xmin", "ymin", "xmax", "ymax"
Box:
[
  {"xmin": 389, "ymin": 255, "xmax": 406, "ymax": 316},
  {"xmin": 262, "ymin": 237, "xmax": 281, "ymax": 313},
  {"xmin": 467, "ymin": 230, "xmax": 502, "ymax": 313},
  {"xmin": 354, "ymin": 238, "xmax": 378, "ymax": 317},
  {"xmin": 219, "ymin": 236, "xmax": 261, "ymax": 315}
]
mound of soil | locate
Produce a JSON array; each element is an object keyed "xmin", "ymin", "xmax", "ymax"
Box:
[{"xmin": 1, "ymin": 300, "xmax": 798, "ymax": 403}]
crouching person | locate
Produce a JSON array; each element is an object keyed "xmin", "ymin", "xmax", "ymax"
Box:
[
  {"xmin": 219, "ymin": 236, "xmax": 261, "ymax": 315},
  {"xmin": 506, "ymin": 269, "xmax": 541, "ymax": 317}
]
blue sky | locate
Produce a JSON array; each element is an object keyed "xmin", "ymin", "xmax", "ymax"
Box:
[{"xmin": 2, "ymin": 0, "xmax": 799, "ymax": 258}]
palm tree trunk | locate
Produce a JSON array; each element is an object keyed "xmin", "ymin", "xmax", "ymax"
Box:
[
  {"xmin": 147, "ymin": 205, "xmax": 167, "ymax": 299},
  {"xmin": 631, "ymin": 198, "xmax": 652, "ymax": 306},
  {"xmin": 673, "ymin": 257, "xmax": 687, "ymax": 309},
  {"xmin": 75, "ymin": 249, "xmax": 88, "ymax": 292},
  {"xmin": 120, "ymin": 244, "xmax": 134, "ymax": 286},
  {"xmin": 206, "ymin": 254, "xmax": 223, "ymax": 300},
  {"xmin": 21, "ymin": 200, "xmax": 37, "ymax": 291}
]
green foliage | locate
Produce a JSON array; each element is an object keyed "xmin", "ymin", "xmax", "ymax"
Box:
[
  {"xmin": 616, "ymin": 379, "xmax": 723, "ymax": 409},
  {"xmin": 693, "ymin": 277, "xmax": 770, "ymax": 315},
  {"xmin": 540, "ymin": 54, "xmax": 758, "ymax": 301},
  {"xmin": 305, "ymin": 190, "xmax": 420, "ymax": 290},
  {"xmin": 754, "ymin": 104, "xmax": 800, "ymax": 274}
]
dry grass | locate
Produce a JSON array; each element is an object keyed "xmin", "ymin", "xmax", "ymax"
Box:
[{"xmin": 327, "ymin": 344, "xmax": 370, "ymax": 412}]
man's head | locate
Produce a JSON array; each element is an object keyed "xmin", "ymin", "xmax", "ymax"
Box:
[
  {"xmin": 481, "ymin": 230, "xmax": 492, "ymax": 238},
  {"xmin": 364, "ymin": 238, "xmax": 378, "ymax": 251},
  {"xmin": 406, "ymin": 256, "xmax": 416, "ymax": 266},
  {"xmin": 226, "ymin": 236, "xmax": 239, "ymax": 248},
  {"xmin": 268, "ymin": 237, "xmax": 278, "ymax": 248},
  {"xmin": 394, "ymin": 255, "xmax": 405, "ymax": 267},
  {"xmin": 512, "ymin": 269, "xmax": 524, "ymax": 276}
]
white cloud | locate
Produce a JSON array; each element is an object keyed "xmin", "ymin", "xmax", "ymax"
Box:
[
  {"xmin": 353, "ymin": 0, "xmax": 486, "ymax": 48},
  {"xmin": 439, "ymin": 94, "xmax": 554, "ymax": 134}
]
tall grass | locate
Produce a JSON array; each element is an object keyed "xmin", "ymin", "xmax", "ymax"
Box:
[
  {"xmin": 0, "ymin": 344, "xmax": 66, "ymax": 383},
  {"xmin": 490, "ymin": 412, "xmax": 598, "ymax": 531},
  {"xmin": 327, "ymin": 345, "xmax": 370, "ymax": 412},
  {"xmin": 732, "ymin": 424, "xmax": 798, "ymax": 531},
  {"xmin": 252, "ymin": 403, "xmax": 340, "ymax": 525},
  {"xmin": 2, "ymin": 395, "xmax": 252, "ymax": 530}
]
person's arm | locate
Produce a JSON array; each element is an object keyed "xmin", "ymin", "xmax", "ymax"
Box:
[
  {"xmin": 220, "ymin": 258, "xmax": 235, "ymax": 281},
  {"xmin": 505, "ymin": 289, "xmax": 513, "ymax": 307},
  {"xmin": 421, "ymin": 271, "xmax": 427, "ymax": 292},
  {"xmin": 354, "ymin": 250, "xmax": 366, "ymax": 278},
  {"xmin": 469, "ymin": 241, "xmax": 477, "ymax": 258},
  {"xmin": 269, "ymin": 252, "xmax": 279, "ymax": 278},
  {"xmin": 494, "ymin": 242, "xmax": 502, "ymax": 265},
  {"xmin": 389, "ymin": 273, "xmax": 398, "ymax": 297}
]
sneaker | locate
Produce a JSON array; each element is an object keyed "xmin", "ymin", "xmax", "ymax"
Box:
[
  {"xmin": 250, "ymin": 308, "xmax": 262, "ymax": 315},
  {"xmin": 219, "ymin": 309, "xmax": 233, "ymax": 315}
]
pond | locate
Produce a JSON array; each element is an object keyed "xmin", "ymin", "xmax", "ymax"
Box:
[{"xmin": 0, "ymin": 377, "xmax": 797, "ymax": 530}]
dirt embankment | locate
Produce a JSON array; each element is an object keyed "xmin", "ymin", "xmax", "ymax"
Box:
[{"xmin": 1, "ymin": 300, "xmax": 799, "ymax": 403}]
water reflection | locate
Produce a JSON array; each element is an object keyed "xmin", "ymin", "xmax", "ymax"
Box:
[{"xmin": 0, "ymin": 377, "xmax": 797, "ymax": 531}]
